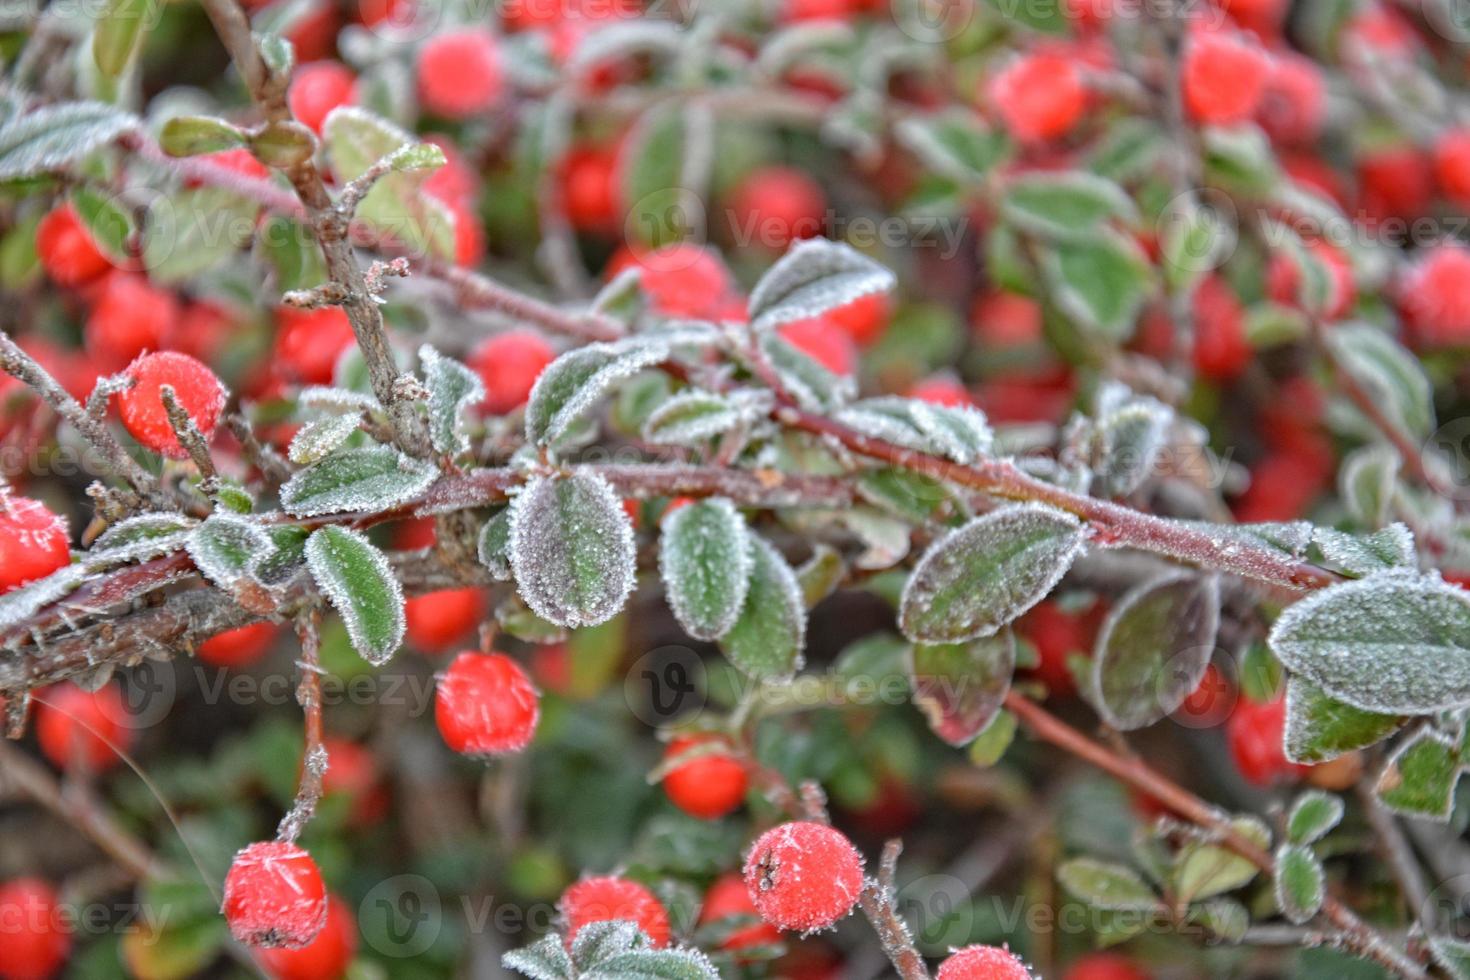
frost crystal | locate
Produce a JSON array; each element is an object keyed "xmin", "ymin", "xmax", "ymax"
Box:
[
  {"xmin": 507, "ymin": 471, "xmax": 637, "ymax": 629},
  {"xmin": 288, "ymin": 414, "xmax": 362, "ymax": 466},
  {"xmin": 298, "ymin": 386, "xmax": 379, "ymax": 413},
  {"xmin": 88, "ymin": 513, "xmax": 197, "ymax": 568},
  {"xmin": 1338, "ymin": 444, "xmax": 1401, "ymax": 527},
  {"xmin": 659, "ymin": 498, "xmax": 752, "ymax": 640},
  {"xmin": 476, "ymin": 508, "xmax": 513, "ymax": 581},
  {"xmin": 0, "ymin": 102, "xmax": 140, "ymax": 181},
  {"xmin": 746, "ymin": 238, "xmax": 896, "ymax": 331},
  {"xmin": 523, "ymin": 340, "xmax": 670, "ymax": 449},
  {"xmin": 187, "ymin": 513, "xmax": 274, "ymax": 590},
  {"xmin": 1312, "ymin": 523, "xmax": 1415, "ymax": 576},
  {"xmin": 643, "ymin": 391, "xmax": 742, "ymax": 447},
  {"xmin": 1094, "ymin": 394, "xmax": 1173, "ymax": 498},
  {"xmin": 305, "ymin": 525, "xmax": 405, "ymax": 666},
  {"xmin": 836, "ymin": 397, "xmax": 991, "ymax": 465},
  {"xmin": 280, "ymin": 445, "xmax": 439, "ymax": 517},
  {"xmin": 419, "ymin": 344, "xmax": 484, "ymax": 456},
  {"xmin": 0, "ymin": 565, "xmax": 86, "ymax": 630}
]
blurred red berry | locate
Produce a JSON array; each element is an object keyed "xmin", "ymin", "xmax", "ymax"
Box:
[
  {"xmin": 1435, "ymin": 128, "xmax": 1470, "ymax": 210},
  {"xmin": 289, "ymin": 61, "xmax": 357, "ymax": 134},
  {"xmin": 743, "ymin": 821, "xmax": 863, "ymax": 932},
  {"xmin": 1173, "ymin": 663, "xmax": 1236, "ymax": 729},
  {"xmin": 469, "ymin": 330, "xmax": 556, "ymax": 415},
  {"xmin": 971, "ymin": 289, "xmax": 1043, "ymax": 348},
  {"xmin": 1018, "ymin": 600, "xmax": 1092, "ymax": 697},
  {"xmin": 223, "ymin": 841, "xmax": 328, "ymax": 949},
  {"xmin": 727, "ymin": 166, "xmax": 827, "ymax": 250},
  {"xmin": 85, "ymin": 274, "xmax": 177, "ymax": 367},
  {"xmin": 1184, "ymin": 30, "xmax": 1269, "ymax": 125},
  {"xmin": 1063, "ymin": 952, "xmax": 1151, "ymax": 980},
  {"xmin": 1357, "ymin": 147, "xmax": 1432, "ymax": 224},
  {"xmin": 1266, "ymin": 241, "xmax": 1356, "ymax": 322},
  {"xmin": 779, "ymin": 316, "xmax": 858, "ymax": 376},
  {"xmin": 825, "ymin": 292, "xmax": 892, "ymax": 347},
  {"xmin": 1399, "ymin": 244, "xmax": 1470, "ymax": 348},
  {"xmin": 662, "ymin": 734, "xmax": 748, "ymax": 820},
  {"xmin": 1257, "ymin": 53, "xmax": 1325, "ymax": 145},
  {"xmin": 699, "ymin": 873, "xmax": 781, "ymax": 955},
  {"xmin": 417, "ymin": 31, "xmax": 503, "ymax": 119},
  {"xmin": 0, "ymin": 495, "xmax": 69, "ymax": 595},
  {"xmin": 561, "ymin": 147, "xmax": 619, "ymax": 232},
  {"xmin": 1191, "ymin": 274, "xmax": 1252, "ymax": 382},
  {"xmin": 35, "ymin": 203, "xmax": 112, "ymax": 287},
  {"xmin": 1227, "ymin": 696, "xmax": 1307, "ymax": 786},
  {"xmin": 778, "ymin": 0, "xmax": 851, "ymax": 22},
  {"xmin": 560, "ymin": 875, "xmax": 671, "ymax": 947},
  {"xmin": 1342, "ymin": 4, "xmax": 1421, "ymax": 64},
  {"xmin": 198, "ymin": 623, "xmax": 278, "ymax": 669},
  {"xmin": 116, "ymin": 351, "xmax": 227, "ymax": 460},
  {"xmin": 35, "ymin": 682, "xmax": 131, "ymax": 773},
  {"xmin": 405, "ymin": 588, "xmax": 487, "ymax": 653},
  {"xmin": 607, "ymin": 243, "xmax": 735, "ymax": 319},
  {"xmin": 935, "ymin": 944, "xmax": 1034, "ymax": 980},
  {"xmin": 1219, "ymin": 0, "xmax": 1286, "ymax": 36},
  {"xmin": 274, "ymin": 307, "xmax": 357, "ymax": 384},
  {"xmin": 256, "ymin": 893, "xmax": 357, "ymax": 980},
  {"xmin": 1234, "ymin": 452, "xmax": 1330, "ymax": 523},
  {"xmin": 435, "ymin": 652, "xmax": 540, "ymax": 756},
  {"xmin": 987, "ymin": 52, "xmax": 1087, "ymax": 143},
  {"xmin": 0, "ymin": 878, "xmax": 71, "ymax": 980},
  {"xmin": 908, "ymin": 374, "xmax": 973, "ymax": 408}
]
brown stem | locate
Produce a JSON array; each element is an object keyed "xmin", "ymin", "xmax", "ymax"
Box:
[
  {"xmin": 159, "ymin": 385, "xmax": 218, "ymax": 483},
  {"xmin": 276, "ymin": 607, "xmax": 326, "ymax": 843},
  {"xmin": 858, "ymin": 840, "xmax": 930, "ymax": 980}
]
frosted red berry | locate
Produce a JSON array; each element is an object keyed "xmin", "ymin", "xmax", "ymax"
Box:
[
  {"xmin": 1358, "ymin": 147, "xmax": 1432, "ymax": 224},
  {"xmin": 561, "ymin": 147, "xmax": 620, "ymax": 232},
  {"xmin": 85, "ymin": 274, "xmax": 178, "ymax": 368},
  {"xmin": 908, "ymin": 375, "xmax": 973, "ymax": 408},
  {"xmin": 435, "ymin": 652, "xmax": 540, "ymax": 756},
  {"xmin": 1191, "ymin": 274, "xmax": 1252, "ymax": 382},
  {"xmin": 779, "ymin": 316, "xmax": 858, "ymax": 377},
  {"xmin": 699, "ymin": 873, "xmax": 781, "ymax": 955},
  {"xmin": 936, "ymin": 945, "xmax": 1034, "ymax": 980},
  {"xmin": 1183, "ymin": 31, "xmax": 1268, "ymax": 125},
  {"xmin": 0, "ymin": 495, "xmax": 70, "ymax": 595},
  {"xmin": 256, "ymin": 893, "xmax": 357, "ymax": 980},
  {"xmin": 1226, "ymin": 696, "xmax": 1306, "ymax": 786},
  {"xmin": 417, "ymin": 30, "xmax": 503, "ymax": 119},
  {"xmin": 0, "ymin": 878, "xmax": 71, "ymax": 980},
  {"xmin": 35, "ymin": 682, "xmax": 132, "ymax": 773},
  {"xmin": 1437, "ymin": 128, "xmax": 1470, "ymax": 210},
  {"xmin": 288, "ymin": 61, "xmax": 357, "ymax": 134},
  {"xmin": 274, "ymin": 307, "xmax": 357, "ymax": 384},
  {"xmin": 1063, "ymin": 952, "xmax": 1151, "ymax": 980},
  {"xmin": 1399, "ymin": 244, "xmax": 1470, "ymax": 348},
  {"xmin": 222, "ymin": 841, "xmax": 328, "ymax": 949},
  {"xmin": 406, "ymin": 587, "xmax": 487, "ymax": 653},
  {"xmin": 35, "ymin": 203, "xmax": 112, "ymax": 287},
  {"xmin": 468, "ymin": 330, "xmax": 556, "ymax": 415},
  {"xmin": 987, "ymin": 52, "xmax": 1087, "ymax": 143},
  {"xmin": 662, "ymin": 734, "xmax": 749, "ymax": 820},
  {"xmin": 606, "ymin": 244, "xmax": 735, "ymax": 319},
  {"xmin": 743, "ymin": 821, "xmax": 864, "ymax": 933},
  {"xmin": 560, "ymin": 875, "xmax": 671, "ymax": 948},
  {"xmin": 198, "ymin": 623, "xmax": 278, "ymax": 669},
  {"xmin": 727, "ymin": 166, "xmax": 827, "ymax": 250},
  {"xmin": 117, "ymin": 351, "xmax": 227, "ymax": 460}
]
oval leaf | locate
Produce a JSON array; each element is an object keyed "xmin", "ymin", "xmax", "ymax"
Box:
[
  {"xmin": 186, "ymin": 514, "xmax": 272, "ymax": 591},
  {"xmin": 1283, "ymin": 676, "xmax": 1406, "ymax": 765},
  {"xmin": 908, "ymin": 631, "xmax": 1016, "ymax": 746},
  {"xmin": 659, "ymin": 499, "xmax": 752, "ymax": 641},
  {"xmin": 1056, "ymin": 859, "xmax": 1159, "ymax": 912},
  {"xmin": 1274, "ymin": 844, "xmax": 1325, "ymax": 925},
  {"xmin": 305, "ymin": 526, "xmax": 404, "ymax": 666},
  {"xmin": 420, "ymin": 345, "xmax": 484, "ymax": 456},
  {"xmin": 1286, "ymin": 791, "xmax": 1344, "ymax": 846},
  {"xmin": 280, "ymin": 446, "xmax": 438, "ymax": 517},
  {"xmin": 719, "ymin": 536, "xmax": 805, "ymax": 680},
  {"xmin": 524, "ymin": 340, "xmax": 668, "ymax": 448},
  {"xmin": 747, "ymin": 239, "xmax": 896, "ymax": 331}
]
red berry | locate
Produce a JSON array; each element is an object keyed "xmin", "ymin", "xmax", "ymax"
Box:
[
  {"xmin": 1063, "ymin": 952, "xmax": 1151, "ymax": 980},
  {"xmin": 35, "ymin": 204, "xmax": 112, "ymax": 287},
  {"xmin": 274, "ymin": 307, "xmax": 357, "ymax": 384},
  {"xmin": 1257, "ymin": 53, "xmax": 1325, "ymax": 145},
  {"xmin": 405, "ymin": 587, "xmax": 487, "ymax": 653},
  {"xmin": 445, "ymin": 197, "xmax": 486, "ymax": 269},
  {"xmin": 825, "ymin": 292, "xmax": 892, "ymax": 347},
  {"xmin": 1018, "ymin": 600, "xmax": 1093, "ymax": 697},
  {"xmin": 165, "ymin": 300, "xmax": 234, "ymax": 363},
  {"xmin": 1173, "ymin": 663, "xmax": 1236, "ymax": 729},
  {"xmin": 699, "ymin": 873, "xmax": 781, "ymax": 955},
  {"xmin": 1342, "ymin": 5, "xmax": 1421, "ymax": 64},
  {"xmin": 85, "ymin": 274, "xmax": 178, "ymax": 368},
  {"xmin": 1219, "ymin": 0, "xmax": 1286, "ymax": 36},
  {"xmin": 417, "ymin": 31, "xmax": 503, "ymax": 119},
  {"xmin": 256, "ymin": 892, "xmax": 357, "ymax": 980},
  {"xmin": 607, "ymin": 244, "xmax": 736, "ymax": 319},
  {"xmin": 0, "ymin": 878, "xmax": 71, "ymax": 980},
  {"xmin": 1437, "ymin": 129, "xmax": 1470, "ymax": 211},
  {"xmin": 0, "ymin": 495, "xmax": 70, "ymax": 595},
  {"xmin": 935, "ymin": 944, "xmax": 1034, "ymax": 980},
  {"xmin": 1358, "ymin": 147, "xmax": 1432, "ymax": 224},
  {"xmin": 198, "ymin": 623, "xmax": 278, "ymax": 669},
  {"xmin": 971, "ymin": 289, "xmax": 1043, "ymax": 348},
  {"xmin": 1266, "ymin": 241, "xmax": 1356, "ymax": 323},
  {"xmin": 468, "ymin": 330, "xmax": 556, "ymax": 415},
  {"xmin": 778, "ymin": 0, "xmax": 851, "ymax": 22},
  {"xmin": 779, "ymin": 316, "xmax": 857, "ymax": 376},
  {"xmin": 662, "ymin": 734, "xmax": 749, "ymax": 820},
  {"xmin": 987, "ymin": 53, "xmax": 1087, "ymax": 143},
  {"xmin": 1234, "ymin": 452, "xmax": 1329, "ymax": 523},
  {"xmin": 1227, "ymin": 696, "xmax": 1307, "ymax": 786},
  {"xmin": 197, "ymin": 147, "xmax": 271, "ymax": 182},
  {"xmin": 560, "ymin": 875, "xmax": 671, "ymax": 948},
  {"xmin": 1191, "ymin": 274, "xmax": 1252, "ymax": 382},
  {"xmin": 1183, "ymin": 30, "xmax": 1269, "ymax": 125},
  {"xmin": 561, "ymin": 147, "xmax": 619, "ymax": 232},
  {"xmin": 223, "ymin": 841, "xmax": 328, "ymax": 949},
  {"xmin": 321, "ymin": 737, "xmax": 387, "ymax": 826},
  {"xmin": 288, "ymin": 61, "xmax": 357, "ymax": 134},
  {"xmin": 908, "ymin": 374, "xmax": 973, "ymax": 408},
  {"xmin": 116, "ymin": 351, "xmax": 227, "ymax": 460},
  {"xmin": 1399, "ymin": 244, "xmax": 1470, "ymax": 348},
  {"xmin": 727, "ymin": 166, "xmax": 827, "ymax": 250},
  {"xmin": 435, "ymin": 652, "xmax": 540, "ymax": 756},
  {"xmin": 743, "ymin": 821, "xmax": 863, "ymax": 933},
  {"xmin": 35, "ymin": 682, "xmax": 132, "ymax": 773}
]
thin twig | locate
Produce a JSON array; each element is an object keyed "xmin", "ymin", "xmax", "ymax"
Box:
[
  {"xmin": 858, "ymin": 840, "xmax": 930, "ymax": 980},
  {"xmin": 276, "ymin": 607, "xmax": 326, "ymax": 844},
  {"xmin": 159, "ymin": 385, "xmax": 218, "ymax": 483}
]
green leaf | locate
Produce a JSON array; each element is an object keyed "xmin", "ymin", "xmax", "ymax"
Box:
[
  {"xmin": 279, "ymin": 446, "xmax": 439, "ymax": 517},
  {"xmin": 908, "ymin": 631, "xmax": 1015, "ymax": 746},
  {"xmin": 1087, "ymin": 119, "xmax": 1166, "ymax": 183},
  {"xmin": 1274, "ymin": 844, "xmax": 1325, "ymax": 925},
  {"xmin": 1327, "ymin": 323, "xmax": 1435, "ymax": 441},
  {"xmin": 524, "ymin": 340, "xmax": 669, "ymax": 448},
  {"xmin": 0, "ymin": 101, "xmax": 138, "ymax": 180},
  {"xmin": 1339, "ymin": 445, "xmax": 1401, "ymax": 528},
  {"xmin": 257, "ymin": 215, "xmax": 327, "ymax": 293},
  {"xmin": 585, "ymin": 948, "xmax": 721, "ymax": 980},
  {"xmin": 1160, "ymin": 200, "xmax": 1233, "ymax": 292},
  {"xmin": 507, "ymin": 472, "xmax": 637, "ymax": 629},
  {"xmin": 1430, "ymin": 938, "xmax": 1470, "ymax": 980},
  {"xmin": 757, "ymin": 328, "xmax": 854, "ymax": 412},
  {"xmin": 477, "ymin": 508, "xmax": 512, "ymax": 580},
  {"xmin": 1311, "ymin": 525, "xmax": 1415, "ymax": 577},
  {"xmin": 420, "ymin": 345, "xmax": 484, "ymax": 456},
  {"xmin": 1268, "ymin": 571, "xmax": 1470, "ymax": 714},
  {"xmin": 158, "ymin": 115, "xmax": 246, "ymax": 158},
  {"xmin": 620, "ymin": 103, "xmax": 701, "ymax": 248},
  {"xmin": 1283, "ymin": 676, "xmax": 1405, "ymax": 765},
  {"xmin": 186, "ymin": 513, "xmax": 272, "ymax": 590},
  {"xmin": 659, "ymin": 499, "xmax": 752, "ymax": 641},
  {"xmin": 719, "ymin": 535, "xmax": 805, "ymax": 681},
  {"xmin": 894, "ymin": 109, "xmax": 1011, "ymax": 185},
  {"xmin": 255, "ymin": 525, "xmax": 310, "ymax": 587},
  {"xmin": 968, "ymin": 709, "xmax": 1017, "ymax": 767},
  {"xmin": 1092, "ymin": 572, "xmax": 1220, "ymax": 731},
  {"xmin": 982, "ymin": 0, "xmax": 1069, "ymax": 33},
  {"xmin": 642, "ymin": 391, "xmax": 743, "ymax": 446},
  {"xmin": 1187, "ymin": 898, "xmax": 1249, "ymax": 944},
  {"xmin": 1043, "ymin": 230, "xmax": 1153, "ymax": 343},
  {"xmin": 796, "ymin": 544, "xmax": 845, "ymax": 608},
  {"xmin": 141, "ymin": 186, "xmax": 258, "ymax": 283},
  {"xmin": 68, "ymin": 186, "xmax": 132, "ymax": 263},
  {"xmin": 305, "ymin": 525, "xmax": 404, "ymax": 666},
  {"xmin": 1375, "ymin": 728, "xmax": 1463, "ymax": 821},
  {"xmin": 571, "ymin": 920, "xmax": 644, "ymax": 971},
  {"xmin": 93, "ymin": 0, "xmax": 156, "ymax": 77},
  {"xmin": 1201, "ymin": 126, "xmax": 1280, "ymax": 194},
  {"xmin": 1094, "ymin": 398, "xmax": 1173, "ymax": 498},
  {"xmin": 321, "ymin": 107, "xmax": 455, "ymax": 261},
  {"xmin": 287, "ymin": 414, "xmax": 361, "ymax": 466},
  {"xmin": 1173, "ymin": 816, "xmax": 1270, "ymax": 904},
  {"xmin": 1286, "ymin": 791, "xmax": 1344, "ymax": 846},
  {"xmin": 1056, "ymin": 859, "xmax": 1159, "ymax": 912},
  {"xmin": 836, "ymin": 397, "xmax": 992, "ymax": 465},
  {"xmin": 898, "ymin": 503, "xmax": 1085, "ymax": 644},
  {"xmin": 747, "ymin": 239, "xmax": 896, "ymax": 332},
  {"xmin": 1001, "ymin": 172, "xmax": 1137, "ymax": 240},
  {"xmin": 503, "ymin": 933, "xmax": 574, "ymax": 980}
]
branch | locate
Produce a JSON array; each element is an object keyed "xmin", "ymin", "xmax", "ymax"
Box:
[
  {"xmin": 858, "ymin": 840, "xmax": 930, "ymax": 980},
  {"xmin": 276, "ymin": 606, "xmax": 326, "ymax": 844},
  {"xmin": 159, "ymin": 385, "xmax": 218, "ymax": 483}
]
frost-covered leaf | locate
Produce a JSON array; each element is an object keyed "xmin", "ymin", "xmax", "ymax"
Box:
[
  {"xmin": 584, "ymin": 948, "xmax": 721, "ymax": 980},
  {"xmin": 619, "ymin": 101, "xmax": 702, "ymax": 248},
  {"xmin": 893, "ymin": 109, "xmax": 1011, "ymax": 185},
  {"xmin": 299, "ymin": 386, "xmax": 378, "ymax": 413},
  {"xmin": 642, "ymin": 391, "xmax": 750, "ymax": 446},
  {"xmin": 1311, "ymin": 525, "xmax": 1415, "ymax": 577},
  {"xmin": 796, "ymin": 544, "xmax": 845, "ymax": 607},
  {"xmin": 1056, "ymin": 859, "xmax": 1159, "ymax": 912},
  {"xmin": 0, "ymin": 566, "xmax": 85, "ymax": 630},
  {"xmin": 1274, "ymin": 845, "xmax": 1325, "ymax": 925},
  {"xmin": 659, "ymin": 499, "xmax": 752, "ymax": 641},
  {"xmin": 256, "ymin": 525, "xmax": 310, "ymax": 588},
  {"xmin": 508, "ymin": 472, "xmax": 636, "ymax": 629},
  {"xmin": 524, "ymin": 340, "xmax": 669, "ymax": 448},
  {"xmin": 186, "ymin": 514, "xmax": 272, "ymax": 590},
  {"xmin": 1095, "ymin": 399, "xmax": 1173, "ymax": 498},
  {"xmin": 908, "ymin": 631, "xmax": 1015, "ymax": 747},
  {"xmin": 477, "ymin": 509, "xmax": 512, "ymax": 581},
  {"xmin": 1339, "ymin": 444, "xmax": 1401, "ymax": 528},
  {"xmin": 1268, "ymin": 571, "xmax": 1470, "ymax": 714},
  {"xmin": 757, "ymin": 329, "xmax": 854, "ymax": 412},
  {"xmin": 1327, "ymin": 323, "xmax": 1435, "ymax": 440},
  {"xmin": 857, "ymin": 468, "xmax": 951, "ymax": 523},
  {"xmin": 1283, "ymin": 676, "xmax": 1405, "ymax": 765},
  {"xmin": 280, "ymin": 446, "xmax": 438, "ymax": 517},
  {"xmin": 1042, "ymin": 230, "xmax": 1152, "ymax": 343},
  {"xmin": 287, "ymin": 414, "xmax": 361, "ymax": 465},
  {"xmin": 1187, "ymin": 898, "xmax": 1249, "ymax": 944},
  {"xmin": 719, "ymin": 536, "xmax": 805, "ymax": 681},
  {"xmin": 899, "ymin": 504, "xmax": 1086, "ymax": 644},
  {"xmin": 420, "ymin": 345, "xmax": 484, "ymax": 457},
  {"xmin": 1092, "ymin": 572, "xmax": 1219, "ymax": 731},
  {"xmin": 94, "ymin": 513, "xmax": 197, "ymax": 550},
  {"xmin": 1430, "ymin": 938, "xmax": 1470, "ymax": 980},
  {"xmin": 1286, "ymin": 791, "xmax": 1344, "ymax": 846},
  {"xmin": 69, "ymin": 186, "xmax": 133, "ymax": 263},
  {"xmin": 1375, "ymin": 727, "xmax": 1463, "ymax": 821},
  {"xmin": 1173, "ymin": 816, "xmax": 1271, "ymax": 905},
  {"xmin": 747, "ymin": 239, "xmax": 896, "ymax": 332},
  {"xmin": 837, "ymin": 397, "xmax": 991, "ymax": 465},
  {"xmin": 502, "ymin": 933, "xmax": 573, "ymax": 980},
  {"xmin": 305, "ymin": 526, "xmax": 404, "ymax": 666},
  {"xmin": 1001, "ymin": 172, "xmax": 1138, "ymax": 240},
  {"xmin": 1160, "ymin": 199, "xmax": 1234, "ymax": 292},
  {"xmin": 0, "ymin": 101, "xmax": 138, "ymax": 180},
  {"xmin": 570, "ymin": 920, "xmax": 644, "ymax": 971}
]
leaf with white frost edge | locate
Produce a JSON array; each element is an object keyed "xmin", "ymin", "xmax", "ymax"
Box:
[
  {"xmin": 584, "ymin": 948, "xmax": 721, "ymax": 980},
  {"xmin": 187, "ymin": 514, "xmax": 274, "ymax": 590},
  {"xmin": 1286, "ymin": 791, "xmax": 1343, "ymax": 846},
  {"xmin": 0, "ymin": 101, "xmax": 140, "ymax": 180},
  {"xmin": 1282, "ymin": 676, "xmax": 1405, "ymax": 765},
  {"xmin": 719, "ymin": 535, "xmax": 806, "ymax": 680},
  {"xmin": 93, "ymin": 513, "xmax": 197, "ymax": 549},
  {"xmin": 298, "ymin": 386, "xmax": 379, "ymax": 413},
  {"xmin": 507, "ymin": 472, "xmax": 637, "ymax": 629},
  {"xmin": 570, "ymin": 920, "xmax": 644, "ymax": 971},
  {"xmin": 899, "ymin": 504, "xmax": 1086, "ymax": 644},
  {"xmin": 747, "ymin": 239, "xmax": 896, "ymax": 331},
  {"xmin": 524, "ymin": 340, "xmax": 669, "ymax": 449},
  {"xmin": 1327, "ymin": 324, "xmax": 1435, "ymax": 441},
  {"xmin": 280, "ymin": 446, "xmax": 439, "ymax": 517},
  {"xmin": 659, "ymin": 499, "xmax": 752, "ymax": 641},
  {"xmin": 477, "ymin": 509, "xmax": 512, "ymax": 580},
  {"xmin": 1268, "ymin": 571, "xmax": 1470, "ymax": 714},
  {"xmin": 288, "ymin": 414, "xmax": 361, "ymax": 466},
  {"xmin": 305, "ymin": 526, "xmax": 404, "ymax": 666},
  {"xmin": 1339, "ymin": 444, "xmax": 1401, "ymax": 528},
  {"xmin": 0, "ymin": 566, "xmax": 86, "ymax": 630},
  {"xmin": 502, "ymin": 933, "xmax": 573, "ymax": 980},
  {"xmin": 1092, "ymin": 572, "xmax": 1219, "ymax": 731},
  {"xmin": 1311, "ymin": 524, "xmax": 1415, "ymax": 577},
  {"xmin": 642, "ymin": 390, "xmax": 742, "ymax": 446},
  {"xmin": 1430, "ymin": 938, "xmax": 1470, "ymax": 980},
  {"xmin": 1056, "ymin": 859, "xmax": 1159, "ymax": 912},
  {"xmin": 1172, "ymin": 816, "xmax": 1271, "ymax": 904},
  {"xmin": 1374, "ymin": 727, "xmax": 1463, "ymax": 821},
  {"xmin": 1273, "ymin": 845, "xmax": 1325, "ymax": 925},
  {"xmin": 836, "ymin": 398, "xmax": 992, "ymax": 465},
  {"xmin": 420, "ymin": 345, "xmax": 484, "ymax": 456},
  {"xmin": 1095, "ymin": 399, "xmax": 1173, "ymax": 498}
]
